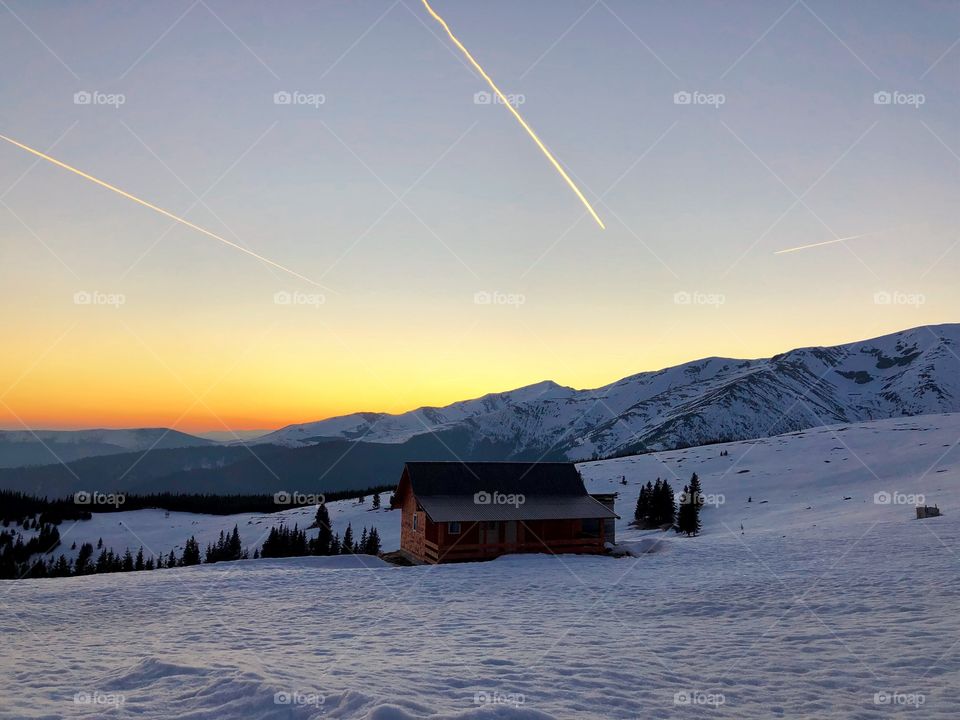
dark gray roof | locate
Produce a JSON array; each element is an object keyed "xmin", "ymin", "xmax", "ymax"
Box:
[
  {"xmin": 404, "ymin": 461, "xmax": 587, "ymax": 496},
  {"xmin": 402, "ymin": 461, "xmax": 618, "ymax": 522},
  {"xmin": 417, "ymin": 494, "xmax": 617, "ymax": 522}
]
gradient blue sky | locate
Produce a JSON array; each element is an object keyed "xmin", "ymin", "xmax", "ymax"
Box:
[{"xmin": 0, "ymin": 0, "xmax": 957, "ymax": 430}]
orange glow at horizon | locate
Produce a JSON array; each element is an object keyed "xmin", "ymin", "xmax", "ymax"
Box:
[{"xmin": 1, "ymin": 310, "xmax": 933, "ymax": 435}]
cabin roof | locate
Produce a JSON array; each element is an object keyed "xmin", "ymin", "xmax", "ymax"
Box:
[{"xmin": 399, "ymin": 461, "xmax": 618, "ymax": 522}]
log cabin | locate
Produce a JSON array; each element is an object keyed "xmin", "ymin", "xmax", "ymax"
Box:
[{"xmin": 390, "ymin": 461, "xmax": 619, "ymax": 564}]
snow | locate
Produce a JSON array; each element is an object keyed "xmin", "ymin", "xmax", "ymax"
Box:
[
  {"xmin": 2, "ymin": 413, "xmax": 959, "ymax": 718},
  {"xmin": 255, "ymin": 324, "xmax": 960, "ymax": 460},
  {"xmin": 41, "ymin": 499, "xmax": 398, "ymax": 564}
]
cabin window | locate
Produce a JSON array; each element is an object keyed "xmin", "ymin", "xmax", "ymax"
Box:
[
  {"xmin": 487, "ymin": 521, "xmax": 498, "ymax": 530},
  {"xmin": 448, "ymin": 521, "xmax": 461, "ymax": 535},
  {"xmin": 581, "ymin": 519, "xmax": 600, "ymax": 537},
  {"xmin": 412, "ymin": 512, "xmax": 418, "ymax": 531}
]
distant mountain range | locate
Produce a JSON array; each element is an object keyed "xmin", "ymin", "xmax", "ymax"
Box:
[
  {"xmin": 261, "ymin": 323, "xmax": 960, "ymax": 460},
  {"xmin": 0, "ymin": 428, "xmax": 214, "ymax": 469},
  {"xmin": 1, "ymin": 323, "xmax": 956, "ymax": 497}
]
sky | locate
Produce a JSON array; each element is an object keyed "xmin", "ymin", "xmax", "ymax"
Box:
[{"xmin": 0, "ymin": 0, "xmax": 957, "ymax": 433}]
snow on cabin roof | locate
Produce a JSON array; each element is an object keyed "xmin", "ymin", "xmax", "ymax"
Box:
[{"xmin": 400, "ymin": 461, "xmax": 618, "ymax": 522}]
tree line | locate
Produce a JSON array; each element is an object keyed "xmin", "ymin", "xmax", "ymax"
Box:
[
  {"xmin": 0, "ymin": 500, "xmax": 385, "ymax": 580},
  {"xmin": 0, "ymin": 486, "xmax": 393, "ymax": 523},
  {"xmin": 633, "ymin": 473, "xmax": 705, "ymax": 536}
]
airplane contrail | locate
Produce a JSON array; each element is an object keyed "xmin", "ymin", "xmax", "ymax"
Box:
[
  {"xmin": 0, "ymin": 132, "xmax": 330, "ymax": 290},
  {"xmin": 774, "ymin": 232, "xmax": 876, "ymax": 255},
  {"xmin": 421, "ymin": 0, "xmax": 606, "ymax": 230}
]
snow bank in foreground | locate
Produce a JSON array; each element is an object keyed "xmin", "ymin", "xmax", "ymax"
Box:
[{"xmin": 4, "ymin": 508, "xmax": 959, "ymax": 718}]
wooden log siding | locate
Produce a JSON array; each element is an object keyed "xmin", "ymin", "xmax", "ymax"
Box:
[
  {"xmin": 426, "ymin": 519, "xmax": 606, "ymax": 563},
  {"xmin": 392, "ymin": 461, "xmax": 618, "ymax": 564}
]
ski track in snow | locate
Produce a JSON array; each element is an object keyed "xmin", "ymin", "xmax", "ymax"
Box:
[{"xmin": 2, "ymin": 414, "xmax": 960, "ymax": 719}]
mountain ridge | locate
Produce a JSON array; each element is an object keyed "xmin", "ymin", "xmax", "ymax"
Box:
[{"xmin": 259, "ymin": 323, "xmax": 960, "ymax": 460}]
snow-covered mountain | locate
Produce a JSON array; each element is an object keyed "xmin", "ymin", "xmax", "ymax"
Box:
[
  {"xmin": 0, "ymin": 428, "xmax": 214, "ymax": 468},
  {"xmin": 260, "ymin": 323, "xmax": 960, "ymax": 460}
]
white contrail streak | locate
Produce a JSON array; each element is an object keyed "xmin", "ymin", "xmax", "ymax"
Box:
[
  {"xmin": 0, "ymin": 132, "xmax": 330, "ymax": 290},
  {"xmin": 774, "ymin": 232, "xmax": 876, "ymax": 255},
  {"xmin": 421, "ymin": 0, "xmax": 606, "ymax": 230}
]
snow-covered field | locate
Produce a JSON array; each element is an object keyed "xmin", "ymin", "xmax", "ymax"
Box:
[{"xmin": 2, "ymin": 414, "xmax": 958, "ymax": 719}]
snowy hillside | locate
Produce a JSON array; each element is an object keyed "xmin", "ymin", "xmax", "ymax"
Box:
[
  {"xmin": 0, "ymin": 428, "xmax": 214, "ymax": 468},
  {"xmin": 3, "ymin": 414, "xmax": 959, "ymax": 719},
  {"xmin": 52, "ymin": 413, "xmax": 959, "ymax": 563},
  {"xmin": 260, "ymin": 324, "xmax": 960, "ymax": 460},
  {"xmin": 31, "ymin": 498, "xmax": 397, "ymax": 566}
]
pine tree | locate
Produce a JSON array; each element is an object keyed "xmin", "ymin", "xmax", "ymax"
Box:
[
  {"xmin": 52, "ymin": 554, "xmax": 71, "ymax": 577},
  {"xmin": 341, "ymin": 524, "xmax": 353, "ymax": 554},
  {"xmin": 75, "ymin": 543, "xmax": 94, "ymax": 575},
  {"xmin": 688, "ymin": 473, "xmax": 704, "ymax": 510},
  {"xmin": 686, "ymin": 473, "xmax": 704, "ymax": 536},
  {"xmin": 364, "ymin": 527, "xmax": 382, "ymax": 555},
  {"xmin": 659, "ymin": 478, "xmax": 676, "ymax": 528},
  {"xmin": 359, "ymin": 527, "xmax": 368, "ymax": 553},
  {"xmin": 676, "ymin": 480, "xmax": 702, "ymax": 536},
  {"xmin": 181, "ymin": 537, "xmax": 201, "ymax": 566},
  {"xmin": 312, "ymin": 504, "xmax": 332, "ymax": 556},
  {"xmin": 229, "ymin": 525, "xmax": 242, "ymax": 560},
  {"xmin": 372, "ymin": 493, "xmax": 381, "ymax": 510},
  {"xmin": 122, "ymin": 549, "xmax": 134, "ymax": 572},
  {"xmin": 634, "ymin": 484, "xmax": 650, "ymax": 526}
]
